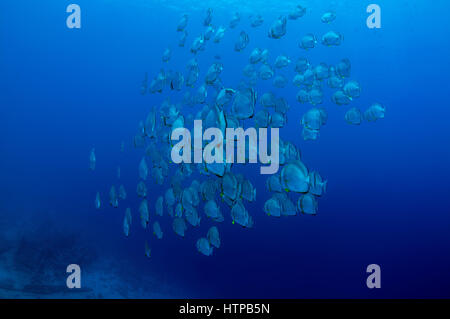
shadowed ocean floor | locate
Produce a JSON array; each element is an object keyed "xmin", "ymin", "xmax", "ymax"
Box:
[{"xmin": 0, "ymin": 211, "xmax": 188, "ymax": 298}]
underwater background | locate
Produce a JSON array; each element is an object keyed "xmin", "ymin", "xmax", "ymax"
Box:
[{"xmin": 1, "ymin": 0, "xmax": 450, "ymax": 298}]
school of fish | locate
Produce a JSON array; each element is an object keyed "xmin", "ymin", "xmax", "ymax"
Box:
[{"xmin": 89, "ymin": 5, "xmax": 386, "ymax": 257}]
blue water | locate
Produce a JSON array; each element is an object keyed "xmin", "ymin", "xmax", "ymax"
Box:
[{"xmin": 1, "ymin": 0, "xmax": 450, "ymax": 298}]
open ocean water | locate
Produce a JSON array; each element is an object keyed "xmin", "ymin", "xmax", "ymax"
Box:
[{"xmin": 0, "ymin": 0, "xmax": 450, "ymax": 299}]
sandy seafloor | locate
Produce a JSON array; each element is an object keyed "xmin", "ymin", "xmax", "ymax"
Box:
[{"xmin": 0, "ymin": 211, "xmax": 187, "ymax": 298}]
